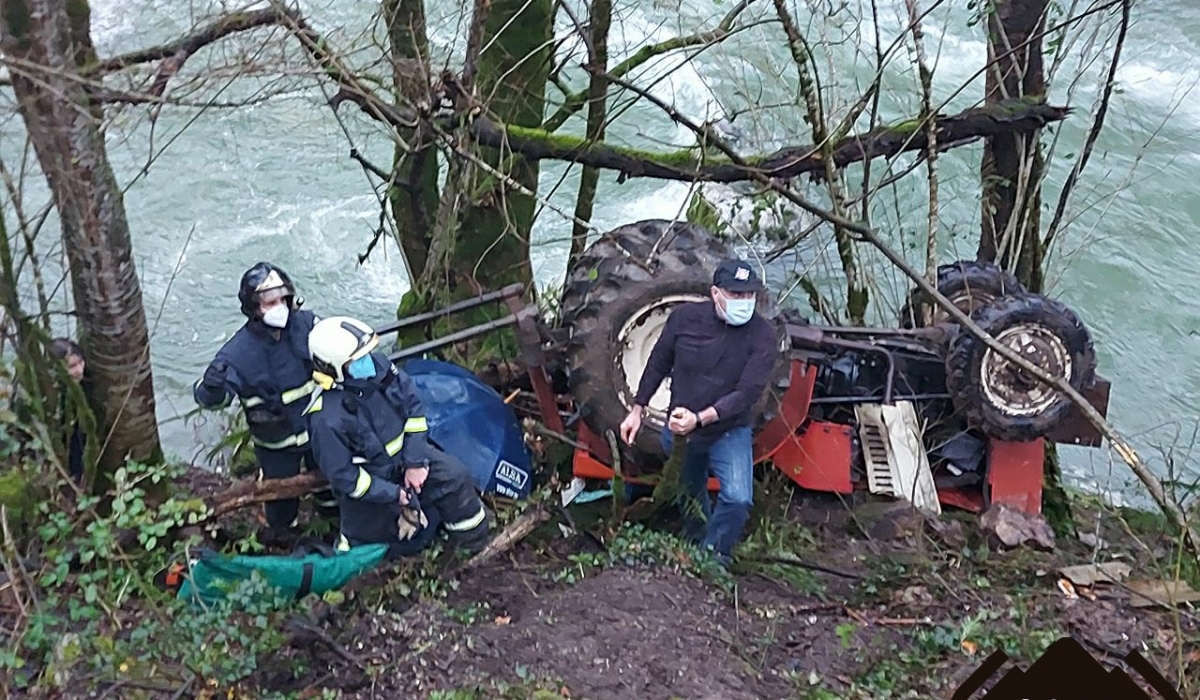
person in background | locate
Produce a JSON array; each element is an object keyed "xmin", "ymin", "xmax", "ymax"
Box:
[
  {"xmin": 193, "ymin": 262, "xmax": 338, "ymax": 536},
  {"xmin": 618, "ymin": 259, "xmax": 778, "ymax": 566},
  {"xmin": 49, "ymin": 337, "xmax": 88, "ymax": 484},
  {"xmin": 304, "ymin": 315, "xmax": 490, "ymax": 557}
]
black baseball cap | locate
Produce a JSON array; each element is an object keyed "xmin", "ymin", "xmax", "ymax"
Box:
[{"xmin": 712, "ymin": 259, "xmax": 763, "ymax": 292}]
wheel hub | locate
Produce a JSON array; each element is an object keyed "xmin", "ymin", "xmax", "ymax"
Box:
[
  {"xmin": 980, "ymin": 323, "xmax": 1072, "ymax": 417},
  {"xmin": 615, "ymin": 293, "xmax": 707, "ymax": 425}
]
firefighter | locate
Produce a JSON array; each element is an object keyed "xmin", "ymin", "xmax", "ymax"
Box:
[
  {"xmin": 193, "ymin": 262, "xmax": 338, "ymax": 533},
  {"xmin": 304, "ymin": 315, "xmax": 490, "ymax": 556}
]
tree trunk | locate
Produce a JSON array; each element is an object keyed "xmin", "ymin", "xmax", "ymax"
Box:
[
  {"xmin": 0, "ymin": 0, "xmax": 163, "ymax": 494},
  {"xmin": 394, "ymin": 0, "xmax": 552, "ymax": 364},
  {"xmin": 425, "ymin": 0, "xmax": 553, "ymax": 297},
  {"xmin": 977, "ymin": 0, "xmax": 1070, "ymax": 533},
  {"xmin": 384, "ymin": 0, "xmax": 439, "ymax": 276},
  {"xmin": 978, "ymin": 0, "xmax": 1046, "ymax": 291},
  {"xmin": 567, "ymin": 0, "xmax": 613, "ymax": 271}
]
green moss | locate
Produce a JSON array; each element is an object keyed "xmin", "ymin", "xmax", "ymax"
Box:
[
  {"xmin": 1040, "ymin": 444, "xmax": 1075, "ymax": 538},
  {"xmin": 686, "ymin": 189, "xmax": 727, "ymax": 235},
  {"xmin": 502, "ymin": 123, "xmax": 719, "ymax": 169},
  {"xmin": 0, "ymin": 469, "xmax": 31, "ymax": 526}
]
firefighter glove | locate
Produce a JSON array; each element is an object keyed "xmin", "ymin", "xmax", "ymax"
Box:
[
  {"xmin": 397, "ymin": 487, "xmax": 428, "ymax": 541},
  {"xmin": 203, "ymin": 360, "xmax": 228, "ymax": 389}
]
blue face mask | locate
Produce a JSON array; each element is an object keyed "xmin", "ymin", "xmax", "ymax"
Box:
[
  {"xmin": 346, "ymin": 354, "xmax": 377, "ymax": 380},
  {"xmin": 720, "ymin": 293, "xmax": 756, "ymax": 326}
]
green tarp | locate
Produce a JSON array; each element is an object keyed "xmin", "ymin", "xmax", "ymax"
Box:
[{"xmin": 177, "ymin": 542, "xmax": 389, "ymax": 607}]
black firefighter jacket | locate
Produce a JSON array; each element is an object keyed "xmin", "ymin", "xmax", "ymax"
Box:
[
  {"xmin": 193, "ymin": 310, "xmax": 320, "ymax": 452},
  {"xmin": 303, "ymin": 353, "xmax": 435, "ymax": 549}
]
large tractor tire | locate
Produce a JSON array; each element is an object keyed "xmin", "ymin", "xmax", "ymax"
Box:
[
  {"xmin": 944, "ymin": 293, "xmax": 1096, "ymax": 442},
  {"xmin": 899, "ymin": 260, "xmax": 1025, "ymax": 328},
  {"xmin": 560, "ymin": 220, "xmax": 787, "ymax": 471}
]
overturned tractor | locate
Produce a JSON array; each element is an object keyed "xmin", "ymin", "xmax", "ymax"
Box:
[
  {"xmin": 381, "ymin": 219, "xmax": 1110, "ymax": 516},
  {"xmin": 555, "ymin": 220, "xmax": 1110, "ymax": 515}
]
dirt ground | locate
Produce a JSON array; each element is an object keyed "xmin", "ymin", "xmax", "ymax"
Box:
[{"xmin": 242, "ymin": 489, "xmax": 1199, "ymax": 700}]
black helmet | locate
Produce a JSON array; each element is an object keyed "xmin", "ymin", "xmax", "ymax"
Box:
[{"xmin": 238, "ymin": 262, "xmax": 300, "ymax": 319}]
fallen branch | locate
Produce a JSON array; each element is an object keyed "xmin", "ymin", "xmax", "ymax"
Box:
[
  {"xmin": 471, "ymin": 100, "xmax": 1068, "ymax": 183},
  {"xmin": 204, "ymin": 471, "xmax": 328, "ymax": 521},
  {"xmin": 749, "ymin": 553, "xmax": 863, "ymax": 580},
  {"xmin": 458, "ymin": 506, "xmax": 549, "ymax": 571},
  {"xmin": 528, "ymin": 421, "xmax": 591, "ymax": 451},
  {"xmin": 284, "ymin": 619, "xmax": 367, "ymax": 671}
]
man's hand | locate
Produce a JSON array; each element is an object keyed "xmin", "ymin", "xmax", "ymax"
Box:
[
  {"xmin": 619, "ymin": 405, "xmax": 644, "ymax": 445},
  {"xmin": 668, "ymin": 407, "xmax": 699, "ymax": 435},
  {"xmin": 203, "ymin": 360, "xmax": 227, "ymax": 389},
  {"xmin": 404, "ymin": 463, "xmax": 429, "ymax": 492}
]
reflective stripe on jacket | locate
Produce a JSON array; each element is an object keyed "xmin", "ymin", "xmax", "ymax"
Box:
[{"xmin": 193, "ymin": 310, "xmax": 319, "ymax": 450}]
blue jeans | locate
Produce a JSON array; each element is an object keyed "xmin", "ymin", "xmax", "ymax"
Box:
[{"xmin": 660, "ymin": 424, "xmax": 754, "ymax": 561}]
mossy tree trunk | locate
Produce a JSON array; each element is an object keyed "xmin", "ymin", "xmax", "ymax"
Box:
[
  {"xmin": 439, "ymin": 0, "xmax": 553, "ymax": 296},
  {"xmin": 978, "ymin": 0, "xmax": 1046, "ymax": 291},
  {"xmin": 0, "ymin": 0, "xmax": 164, "ymax": 497},
  {"xmin": 978, "ymin": 0, "xmax": 1070, "ymax": 533},
  {"xmin": 384, "ymin": 0, "xmax": 440, "ymax": 276},
  {"xmin": 396, "ymin": 0, "xmax": 552, "ymax": 363}
]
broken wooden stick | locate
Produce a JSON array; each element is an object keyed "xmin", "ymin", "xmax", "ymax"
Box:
[
  {"xmin": 749, "ymin": 553, "xmax": 863, "ymax": 580},
  {"xmin": 458, "ymin": 506, "xmax": 549, "ymax": 572}
]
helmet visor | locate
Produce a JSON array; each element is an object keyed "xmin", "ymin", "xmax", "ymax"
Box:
[
  {"xmin": 257, "ymin": 287, "xmax": 288, "ymax": 306},
  {"xmin": 349, "ymin": 333, "xmax": 379, "ymax": 362}
]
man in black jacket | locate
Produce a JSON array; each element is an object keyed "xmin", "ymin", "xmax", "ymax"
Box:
[
  {"xmin": 193, "ymin": 262, "xmax": 337, "ymax": 533},
  {"xmin": 619, "ymin": 259, "xmax": 778, "ymax": 565}
]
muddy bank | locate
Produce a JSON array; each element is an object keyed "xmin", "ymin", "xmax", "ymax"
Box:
[{"xmin": 235, "ymin": 487, "xmax": 1198, "ymax": 700}]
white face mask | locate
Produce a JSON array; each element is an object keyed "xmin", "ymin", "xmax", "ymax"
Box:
[
  {"xmin": 719, "ymin": 292, "xmax": 755, "ymax": 326},
  {"xmin": 262, "ymin": 303, "xmax": 289, "ymax": 328}
]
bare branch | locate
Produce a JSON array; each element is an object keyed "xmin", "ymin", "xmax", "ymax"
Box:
[
  {"xmin": 907, "ymin": 0, "xmax": 940, "ymax": 323},
  {"xmin": 91, "ymin": 8, "xmax": 290, "ymax": 75},
  {"xmin": 565, "ymin": 0, "xmax": 613, "ymax": 269},
  {"xmin": 772, "ymin": 0, "xmax": 862, "ymax": 322},
  {"xmin": 1042, "ymin": 0, "xmax": 1130, "ymax": 255},
  {"xmin": 541, "ymin": 0, "xmax": 754, "ymax": 132}
]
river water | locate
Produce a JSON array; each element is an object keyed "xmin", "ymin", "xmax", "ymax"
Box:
[{"xmin": 2, "ymin": 0, "xmax": 1194, "ymax": 506}]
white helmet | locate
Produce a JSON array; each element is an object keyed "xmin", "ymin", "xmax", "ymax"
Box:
[{"xmin": 309, "ymin": 316, "xmax": 380, "ymax": 383}]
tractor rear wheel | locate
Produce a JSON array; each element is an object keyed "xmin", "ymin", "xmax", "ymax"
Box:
[
  {"xmin": 900, "ymin": 260, "xmax": 1025, "ymax": 328},
  {"xmin": 944, "ymin": 293, "xmax": 1096, "ymax": 442},
  {"xmin": 559, "ymin": 220, "xmax": 787, "ymax": 471}
]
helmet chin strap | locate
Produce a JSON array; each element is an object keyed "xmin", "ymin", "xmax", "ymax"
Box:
[{"xmin": 312, "ymin": 371, "xmax": 336, "ymax": 391}]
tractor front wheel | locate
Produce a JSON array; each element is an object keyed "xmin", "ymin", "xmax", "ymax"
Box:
[
  {"xmin": 559, "ymin": 220, "xmax": 787, "ymax": 470},
  {"xmin": 944, "ymin": 293, "xmax": 1096, "ymax": 442}
]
